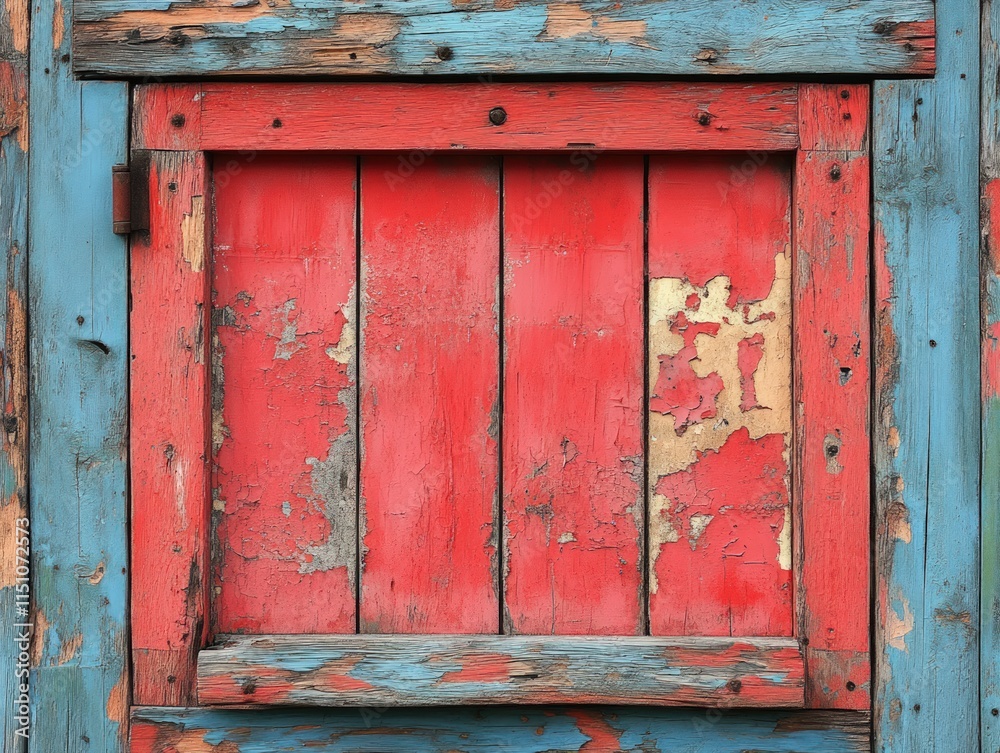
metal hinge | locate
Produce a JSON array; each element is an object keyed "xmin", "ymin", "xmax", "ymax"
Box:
[{"xmin": 112, "ymin": 150, "xmax": 151, "ymax": 235}]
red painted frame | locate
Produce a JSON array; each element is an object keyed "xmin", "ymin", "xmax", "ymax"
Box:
[{"xmin": 129, "ymin": 82, "xmax": 870, "ymax": 710}]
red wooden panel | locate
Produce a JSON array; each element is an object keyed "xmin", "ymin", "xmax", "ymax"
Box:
[
  {"xmin": 130, "ymin": 151, "xmax": 211, "ymax": 705},
  {"xmin": 211, "ymin": 154, "xmax": 358, "ymax": 634},
  {"xmin": 503, "ymin": 154, "xmax": 644, "ymax": 635},
  {"xmin": 795, "ymin": 84, "xmax": 870, "ymax": 709},
  {"xmin": 133, "ymin": 83, "xmax": 801, "ymax": 153},
  {"xmin": 359, "ymin": 155, "xmax": 500, "ymax": 633},
  {"xmin": 647, "ymin": 153, "xmax": 794, "ymax": 637}
]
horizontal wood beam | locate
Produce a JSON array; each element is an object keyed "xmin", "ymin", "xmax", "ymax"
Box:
[
  {"xmin": 133, "ymin": 82, "xmax": 800, "ymax": 152},
  {"xmin": 197, "ymin": 635, "xmax": 804, "ymax": 707},
  {"xmin": 131, "ymin": 706, "xmax": 870, "ymax": 752},
  {"xmin": 74, "ymin": 0, "xmax": 934, "ymax": 80}
]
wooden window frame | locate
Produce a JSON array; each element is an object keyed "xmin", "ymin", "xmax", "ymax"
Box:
[{"xmin": 129, "ymin": 82, "xmax": 870, "ymax": 711}]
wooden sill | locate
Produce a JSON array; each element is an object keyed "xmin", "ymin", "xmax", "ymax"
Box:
[{"xmin": 197, "ymin": 634, "xmax": 804, "ymax": 708}]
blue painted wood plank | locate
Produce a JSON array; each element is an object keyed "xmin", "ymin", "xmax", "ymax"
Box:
[
  {"xmin": 197, "ymin": 635, "xmax": 804, "ymax": 707},
  {"xmin": 982, "ymin": 2, "xmax": 1000, "ymax": 748},
  {"xmin": 132, "ymin": 706, "xmax": 870, "ymax": 752},
  {"xmin": 27, "ymin": 0, "xmax": 129, "ymax": 742},
  {"xmin": 872, "ymin": 1, "xmax": 980, "ymax": 751},
  {"xmin": 0, "ymin": 0, "xmax": 30, "ymax": 747},
  {"xmin": 72, "ymin": 0, "xmax": 935, "ymax": 79}
]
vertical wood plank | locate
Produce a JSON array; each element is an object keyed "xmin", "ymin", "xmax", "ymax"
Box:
[
  {"xmin": 502, "ymin": 154, "xmax": 644, "ymax": 635},
  {"xmin": 0, "ymin": 0, "xmax": 29, "ymax": 745},
  {"xmin": 212, "ymin": 153, "xmax": 358, "ymax": 634},
  {"xmin": 27, "ymin": 0, "xmax": 129, "ymax": 742},
  {"xmin": 359, "ymin": 155, "xmax": 500, "ymax": 633},
  {"xmin": 130, "ymin": 150, "xmax": 210, "ymax": 706},
  {"xmin": 983, "ymin": 1, "xmax": 1000, "ymax": 746},
  {"xmin": 796, "ymin": 84, "xmax": 871, "ymax": 710},
  {"xmin": 874, "ymin": 1, "xmax": 981, "ymax": 748},
  {"xmin": 646, "ymin": 154, "xmax": 794, "ymax": 637}
]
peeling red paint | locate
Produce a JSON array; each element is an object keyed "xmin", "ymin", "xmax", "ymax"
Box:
[
  {"xmin": 650, "ymin": 428, "xmax": 792, "ymax": 636},
  {"xmin": 212, "ymin": 154, "xmax": 358, "ymax": 634},
  {"xmin": 650, "ymin": 347, "xmax": 724, "ymax": 433},
  {"xmin": 567, "ymin": 709, "xmax": 625, "ymax": 751}
]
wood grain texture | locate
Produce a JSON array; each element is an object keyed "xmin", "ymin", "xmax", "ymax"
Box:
[
  {"xmin": 130, "ymin": 151, "xmax": 211, "ymax": 706},
  {"xmin": 131, "ymin": 706, "xmax": 871, "ymax": 752},
  {"xmin": 0, "ymin": 0, "xmax": 29, "ymax": 745},
  {"xmin": 984, "ymin": 1, "xmax": 1000, "ymax": 746},
  {"xmin": 197, "ymin": 634, "xmax": 804, "ymax": 707},
  {"xmin": 646, "ymin": 154, "xmax": 794, "ymax": 638},
  {"xmin": 359, "ymin": 155, "xmax": 500, "ymax": 633},
  {"xmin": 873, "ymin": 1, "xmax": 981, "ymax": 750},
  {"xmin": 502, "ymin": 154, "xmax": 644, "ymax": 636},
  {"xmin": 794, "ymin": 85, "xmax": 871, "ymax": 711},
  {"xmin": 212, "ymin": 153, "xmax": 358, "ymax": 634},
  {"xmin": 133, "ymin": 82, "xmax": 801, "ymax": 153},
  {"xmin": 27, "ymin": 0, "xmax": 130, "ymax": 741},
  {"xmin": 73, "ymin": 0, "xmax": 935, "ymax": 79}
]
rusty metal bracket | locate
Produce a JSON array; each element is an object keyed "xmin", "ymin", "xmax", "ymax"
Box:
[{"xmin": 112, "ymin": 149, "xmax": 151, "ymax": 235}]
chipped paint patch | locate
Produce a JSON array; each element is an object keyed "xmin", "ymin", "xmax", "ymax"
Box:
[
  {"xmin": 57, "ymin": 631, "xmax": 82, "ymax": 665},
  {"xmin": 886, "ymin": 595, "xmax": 913, "ymax": 652},
  {"xmin": 180, "ymin": 194, "xmax": 205, "ymax": 273},
  {"xmin": 51, "ymin": 0, "xmax": 64, "ymax": 48},
  {"xmin": 541, "ymin": 3, "xmax": 651, "ymax": 48}
]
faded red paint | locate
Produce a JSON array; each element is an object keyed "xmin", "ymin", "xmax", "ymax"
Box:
[
  {"xmin": 648, "ymin": 154, "xmax": 791, "ymax": 305},
  {"xmin": 130, "ymin": 152, "xmax": 211, "ymax": 705},
  {"xmin": 568, "ymin": 709, "xmax": 625, "ymax": 751},
  {"xmin": 360, "ymin": 155, "xmax": 500, "ymax": 633},
  {"xmin": 793, "ymin": 90, "xmax": 871, "ymax": 708},
  {"xmin": 212, "ymin": 154, "xmax": 358, "ymax": 634},
  {"xmin": 650, "ymin": 429, "xmax": 792, "ymax": 635},
  {"xmin": 502, "ymin": 154, "xmax": 644, "ymax": 635},
  {"xmin": 438, "ymin": 654, "xmax": 519, "ymax": 684}
]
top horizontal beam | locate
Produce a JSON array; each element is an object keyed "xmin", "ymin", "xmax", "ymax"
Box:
[{"xmin": 73, "ymin": 0, "xmax": 935, "ymax": 80}]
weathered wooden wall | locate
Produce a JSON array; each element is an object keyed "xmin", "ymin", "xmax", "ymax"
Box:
[
  {"xmin": 2, "ymin": 0, "xmax": 992, "ymax": 750},
  {"xmin": 16, "ymin": 0, "xmax": 131, "ymax": 744},
  {"xmin": 873, "ymin": 0, "xmax": 981, "ymax": 751}
]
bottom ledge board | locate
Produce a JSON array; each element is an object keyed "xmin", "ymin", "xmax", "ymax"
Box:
[
  {"xmin": 131, "ymin": 706, "xmax": 870, "ymax": 752},
  {"xmin": 197, "ymin": 634, "xmax": 805, "ymax": 707}
]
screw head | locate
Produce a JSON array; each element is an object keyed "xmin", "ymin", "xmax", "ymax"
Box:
[{"xmin": 489, "ymin": 107, "xmax": 507, "ymax": 126}]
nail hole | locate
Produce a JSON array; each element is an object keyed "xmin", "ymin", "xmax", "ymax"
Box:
[
  {"xmin": 697, "ymin": 112, "xmax": 712, "ymax": 126},
  {"xmin": 914, "ymin": 704, "xmax": 921, "ymax": 712},
  {"xmin": 929, "ymin": 339, "xmax": 937, "ymax": 347},
  {"xmin": 349, "ymin": 52, "xmax": 357, "ymax": 60},
  {"xmin": 272, "ymin": 118, "xmax": 282, "ymax": 128},
  {"xmin": 168, "ymin": 182, "xmax": 178, "ymax": 192},
  {"xmin": 727, "ymin": 679, "xmax": 742, "ymax": 693},
  {"xmin": 846, "ymin": 681, "xmax": 856, "ymax": 691},
  {"xmin": 840, "ymin": 89, "xmax": 850, "ymax": 99},
  {"xmin": 992, "ymin": 708, "xmax": 998, "ymax": 716},
  {"xmin": 830, "ymin": 165, "xmax": 842, "ymax": 181},
  {"xmin": 436, "ymin": 46, "xmax": 454, "ymax": 61},
  {"xmin": 171, "ymin": 113, "xmax": 186, "ymax": 128},
  {"xmin": 76, "ymin": 315, "xmax": 85, "ymax": 325}
]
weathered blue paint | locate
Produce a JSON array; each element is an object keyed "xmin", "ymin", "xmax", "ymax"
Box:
[
  {"xmin": 872, "ymin": 1, "xmax": 981, "ymax": 751},
  {"xmin": 132, "ymin": 706, "xmax": 870, "ymax": 752},
  {"xmin": 198, "ymin": 635, "xmax": 804, "ymax": 707},
  {"xmin": 27, "ymin": 0, "xmax": 129, "ymax": 742},
  {"xmin": 72, "ymin": 0, "xmax": 935, "ymax": 79},
  {"xmin": 0, "ymin": 0, "xmax": 29, "ymax": 748},
  {"xmin": 982, "ymin": 2, "xmax": 1000, "ymax": 748}
]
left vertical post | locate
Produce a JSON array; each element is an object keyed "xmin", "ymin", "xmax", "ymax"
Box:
[
  {"xmin": 0, "ymin": 0, "xmax": 29, "ymax": 746},
  {"xmin": 27, "ymin": 0, "xmax": 129, "ymax": 743}
]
